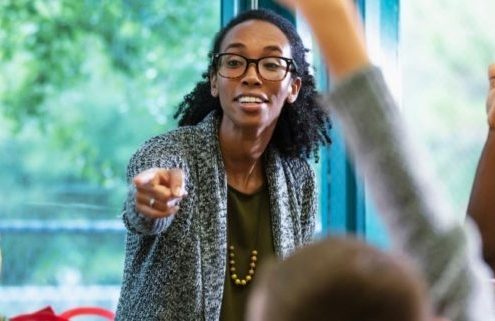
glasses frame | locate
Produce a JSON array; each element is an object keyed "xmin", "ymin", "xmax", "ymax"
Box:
[{"xmin": 213, "ymin": 53, "xmax": 298, "ymax": 82}]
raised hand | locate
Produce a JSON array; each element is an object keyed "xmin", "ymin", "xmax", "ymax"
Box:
[
  {"xmin": 133, "ymin": 168, "xmax": 187, "ymax": 218},
  {"xmin": 274, "ymin": 0, "xmax": 297, "ymax": 10},
  {"xmin": 274, "ymin": 0, "xmax": 369, "ymax": 79}
]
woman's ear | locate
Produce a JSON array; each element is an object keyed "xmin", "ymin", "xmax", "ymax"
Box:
[
  {"xmin": 287, "ymin": 77, "xmax": 302, "ymax": 103},
  {"xmin": 210, "ymin": 73, "xmax": 218, "ymax": 97}
]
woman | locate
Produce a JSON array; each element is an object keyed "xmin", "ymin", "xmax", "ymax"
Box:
[{"xmin": 115, "ymin": 8, "xmax": 331, "ymax": 321}]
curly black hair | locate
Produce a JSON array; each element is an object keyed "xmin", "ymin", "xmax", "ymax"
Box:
[{"xmin": 174, "ymin": 8, "xmax": 331, "ymax": 160}]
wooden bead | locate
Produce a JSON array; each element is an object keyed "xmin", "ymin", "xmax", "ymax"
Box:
[{"xmin": 228, "ymin": 246, "xmax": 259, "ymax": 286}]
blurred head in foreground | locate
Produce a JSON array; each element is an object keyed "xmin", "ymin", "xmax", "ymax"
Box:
[{"xmin": 247, "ymin": 236, "xmax": 433, "ymax": 321}]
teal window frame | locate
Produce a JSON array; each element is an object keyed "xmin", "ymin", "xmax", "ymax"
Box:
[
  {"xmin": 322, "ymin": 0, "xmax": 399, "ymax": 248},
  {"xmin": 220, "ymin": 0, "xmax": 399, "ymax": 247}
]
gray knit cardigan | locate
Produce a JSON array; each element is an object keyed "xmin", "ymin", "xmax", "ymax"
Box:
[{"xmin": 115, "ymin": 112, "xmax": 316, "ymax": 321}]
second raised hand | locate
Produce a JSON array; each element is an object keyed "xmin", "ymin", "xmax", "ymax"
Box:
[{"xmin": 487, "ymin": 64, "xmax": 495, "ymax": 129}]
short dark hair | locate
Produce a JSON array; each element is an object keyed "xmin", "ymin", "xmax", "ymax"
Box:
[
  {"xmin": 174, "ymin": 8, "xmax": 331, "ymax": 160},
  {"xmin": 249, "ymin": 236, "xmax": 429, "ymax": 321}
]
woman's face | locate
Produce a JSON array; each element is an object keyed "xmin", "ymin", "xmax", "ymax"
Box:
[{"xmin": 210, "ymin": 19, "xmax": 301, "ymax": 132}]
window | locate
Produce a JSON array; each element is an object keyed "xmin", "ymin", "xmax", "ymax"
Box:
[
  {"xmin": 401, "ymin": 0, "xmax": 495, "ymax": 215},
  {"xmin": 315, "ymin": 0, "xmax": 399, "ymax": 248},
  {"xmin": 0, "ymin": 0, "xmax": 219, "ymax": 314}
]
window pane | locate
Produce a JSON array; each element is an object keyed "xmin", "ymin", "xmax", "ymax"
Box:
[
  {"xmin": 0, "ymin": 0, "xmax": 219, "ymax": 315},
  {"xmin": 401, "ymin": 0, "xmax": 495, "ymax": 215}
]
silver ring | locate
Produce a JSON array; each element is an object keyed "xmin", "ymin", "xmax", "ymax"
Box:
[{"xmin": 149, "ymin": 197, "xmax": 156, "ymax": 208}]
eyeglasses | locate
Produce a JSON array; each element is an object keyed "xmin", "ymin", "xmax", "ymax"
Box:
[{"xmin": 213, "ymin": 53, "xmax": 298, "ymax": 82}]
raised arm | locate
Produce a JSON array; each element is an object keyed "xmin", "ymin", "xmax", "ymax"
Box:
[
  {"xmin": 467, "ymin": 63, "xmax": 495, "ymax": 273},
  {"xmin": 276, "ymin": 0, "xmax": 369, "ymax": 79},
  {"xmin": 276, "ymin": 1, "xmax": 495, "ymax": 320}
]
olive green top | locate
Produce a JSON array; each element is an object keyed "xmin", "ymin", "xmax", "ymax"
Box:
[{"xmin": 219, "ymin": 184, "xmax": 274, "ymax": 321}]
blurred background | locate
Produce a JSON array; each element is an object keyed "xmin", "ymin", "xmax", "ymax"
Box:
[
  {"xmin": 0, "ymin": 0, "xmax": 494, "ymax": 316},
  {"xmin": 401, "ymin": 0, "xmax": 495, "ymax": 213},
  {"xmin": 0, "ymin": 0, "xmax": 219, "ymax": 315}
]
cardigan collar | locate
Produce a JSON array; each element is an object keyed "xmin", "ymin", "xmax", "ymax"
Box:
[{"xmin": 195, "ymin": 111, "xmax": 298, "ymax": 321}]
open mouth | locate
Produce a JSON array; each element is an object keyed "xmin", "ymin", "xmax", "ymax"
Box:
[{"xmin": 235, "ymin": 95, "xmax": 269, "ymax": 104}]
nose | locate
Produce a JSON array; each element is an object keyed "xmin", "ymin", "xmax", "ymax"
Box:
[{"xmin": 241, "ymin": 62, "xmax": 262, "ymax": 86}]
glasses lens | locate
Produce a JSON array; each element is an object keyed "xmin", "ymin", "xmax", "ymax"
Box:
[
  {"xmin": 259, "ymin": 57, "xmax": 288, "ymax": 81},
  {"xmin": 217, "ymin": 54, "xmax": 246, "ymax": 78}
]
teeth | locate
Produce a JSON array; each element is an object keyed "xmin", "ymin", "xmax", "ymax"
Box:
[{"xmin": 238, "ymin": 96, "xmax": 264, "ymax": 103}]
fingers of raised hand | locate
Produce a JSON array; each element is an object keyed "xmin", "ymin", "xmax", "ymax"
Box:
[
  {"xmin": 488, "ymin": 64, "xmax": 495, "ymax": 89},
  {"xmin": 274, "ymin": 0, "xmax": 297, "ymax": 10},
  {"xmin": 487, "ymin": 64, "xmax": 495, "ymax": 129}
]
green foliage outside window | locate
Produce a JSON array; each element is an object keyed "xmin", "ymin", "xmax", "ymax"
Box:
[
  {"xmin": 0, "ymin": 0, "xmax": 219, "ymax": 304},
  {"xmin": 401, "ymin": 0, "xmax": 495, "ymax": 212}
]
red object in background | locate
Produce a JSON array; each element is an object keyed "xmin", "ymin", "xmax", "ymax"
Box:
[
  {"xmin": 10, "ymin": 306, "xmax": 115, "ymax": 321},
  {"xmin": 10, "ymin": 307, "xmax": 66, "ymax": 321}
]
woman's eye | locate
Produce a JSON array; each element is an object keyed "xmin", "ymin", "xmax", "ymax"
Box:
[
  {"xmin": 263, "ymin": 62, "xmax": 282, "ymax": 71},
  {"xmin": 226, "ymin": 60, "xmax": 243, "ymax": 68}
]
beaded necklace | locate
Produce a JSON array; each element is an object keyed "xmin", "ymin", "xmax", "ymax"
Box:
[{"xmin": 227, "ymin": 186, "xmax": 263, "ymax": 287}]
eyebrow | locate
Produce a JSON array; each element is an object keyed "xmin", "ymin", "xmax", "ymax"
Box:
[{"xmin": 223, "ymin": 42, "xmax": 284, "ymax": 54}]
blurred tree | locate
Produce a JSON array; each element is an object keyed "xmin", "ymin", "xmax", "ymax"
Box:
[
  {"xmin": 401, "ymin": 0, "xmax": 495, "ymax": 211},
  {"xmin": 0, "ymin": 0, "xmax": 217, "ymax": 125},
  {"xmin": 0, "ymin": 0, "xmax": 218, "ymax": 186},
  {"xmin": 0, "ymin": 0, "xmax": 219, "ymax": 289}
]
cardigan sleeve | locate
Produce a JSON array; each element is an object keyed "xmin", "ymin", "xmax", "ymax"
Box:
[
  {"xmin": 122, "ymin": 131, "xmax": 190, "ymax": 235},
  {"xmin": 300, "ymin": 162, "xmax": 317, "ymax": 244},
  {"xmin": 320, "ymin": 66, "xmax": 495, "ymax": 321}
]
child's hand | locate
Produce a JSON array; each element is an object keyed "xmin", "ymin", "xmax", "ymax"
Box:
[{"xmin": 487, "ymin": 64, "xmax": 495, "ymax": 130}]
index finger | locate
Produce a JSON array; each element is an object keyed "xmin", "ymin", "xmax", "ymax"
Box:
[{"xmin": 133, "ymin": 168, "xmax": 161, "ymax": 187}]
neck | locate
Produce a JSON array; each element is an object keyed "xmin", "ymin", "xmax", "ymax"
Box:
[{"xmin": 219, "ymin": 120, "xmax": 273, "ymax": 194}]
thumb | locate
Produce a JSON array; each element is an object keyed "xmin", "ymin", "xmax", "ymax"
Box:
[{"xmin": 167, "ymin": 168, "xmax": 187, "ymax": 197}]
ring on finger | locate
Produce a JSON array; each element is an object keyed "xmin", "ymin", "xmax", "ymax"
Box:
[{"xmin": 149, "ymin": 197, "xmax": 156, "ymax": 208}]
